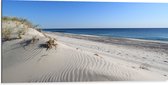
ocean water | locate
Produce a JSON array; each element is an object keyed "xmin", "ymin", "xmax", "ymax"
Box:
[{"xmin": 43, "ymin": 28, "xmax": 168, "ymax": 41}]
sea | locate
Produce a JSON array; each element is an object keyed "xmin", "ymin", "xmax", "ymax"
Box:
[{"xmin": 43, "ymin": 28, "xmax": 168, "ymax": 42}]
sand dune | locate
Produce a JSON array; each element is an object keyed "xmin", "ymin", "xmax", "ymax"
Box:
[{"xmin": 2, "ymin": 29, "xmax": 168, "ymax": 82}]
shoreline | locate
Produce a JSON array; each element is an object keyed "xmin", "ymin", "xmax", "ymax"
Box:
[
  {"xmin": 44, "ymin": 31, "xmax": 168, "ymax": 43},
  {"xmin": 42, "ymin": 28, "xmax": 168, "ymax": 43},
  {"xmin": 44, "ymin": 31, "xmax": 168, "ymax": 50}
]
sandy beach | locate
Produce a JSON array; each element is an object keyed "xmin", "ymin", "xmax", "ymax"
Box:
[
  {"xmin": 2, "ymin": 27, "xmax": 168, "ymax": 82},
  {"xmin": 2, "ymin": 0, "xmax": 168, "ymax": 83}
]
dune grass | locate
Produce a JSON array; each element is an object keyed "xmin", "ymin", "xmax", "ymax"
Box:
[
  {"xmin": 2, "ymin": 16, "xmax": 42, "ymax": 41},
  {"xmin": 2, "ymin": 16, "xmax": 37, "ymax": 28},
  {"xmin": 17, "ymin": 29, "xmax": 26, "ymax": 39},
  {"xmin": 2, "ymin": 28, "xmax": 12, "ymax": 41},
  {"xmin": 2, "ymin": 16, "xmax": 58, "ymax": 51}
]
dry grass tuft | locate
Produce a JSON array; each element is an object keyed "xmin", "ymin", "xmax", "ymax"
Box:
[
  {"xmin": 17, "ymin": 30, "xmax": 23, "ymax": 39},
  {"xmin": 31, "ymin": 36, "xmax": 39, "ymax": 44},
  {"xmin": 2, "ymin": 28, "xmax": 12, "ymax": 41},
  {"xmin": 46, "ymin": 38, "xmax": 57, "ymax": 50}
]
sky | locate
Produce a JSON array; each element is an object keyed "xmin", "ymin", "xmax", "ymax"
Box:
[{"xmin": 2, "ymin": 0, "xmax": 168, "ymax": 28}]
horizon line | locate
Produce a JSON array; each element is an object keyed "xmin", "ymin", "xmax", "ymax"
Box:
[{"xmin": 41, "ymin": 28, "xmax": 168, "ymax": 29}]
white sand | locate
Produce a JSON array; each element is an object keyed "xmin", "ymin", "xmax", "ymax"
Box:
[{"xmin": 2, "ymin": 29, "xmax": 168, "ymax": 82}]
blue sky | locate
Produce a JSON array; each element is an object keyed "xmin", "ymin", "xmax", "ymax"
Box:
[{"xmin": 2, "ymin": 0, "xmax": 168, "ymax": 28}]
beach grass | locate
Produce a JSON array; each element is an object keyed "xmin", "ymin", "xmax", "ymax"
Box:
[
  {"xmin": 2, "ymin": 28, "xmax": 12, "ymax": 41},
  {"xmin": 2, "ymin": 16, "xmax": 42, "ymax": 41}
]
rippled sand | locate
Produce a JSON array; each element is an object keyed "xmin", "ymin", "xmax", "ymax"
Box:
[{"xmin": 2, "ymin": 30, "xmax": 168, "ymax": 82}]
